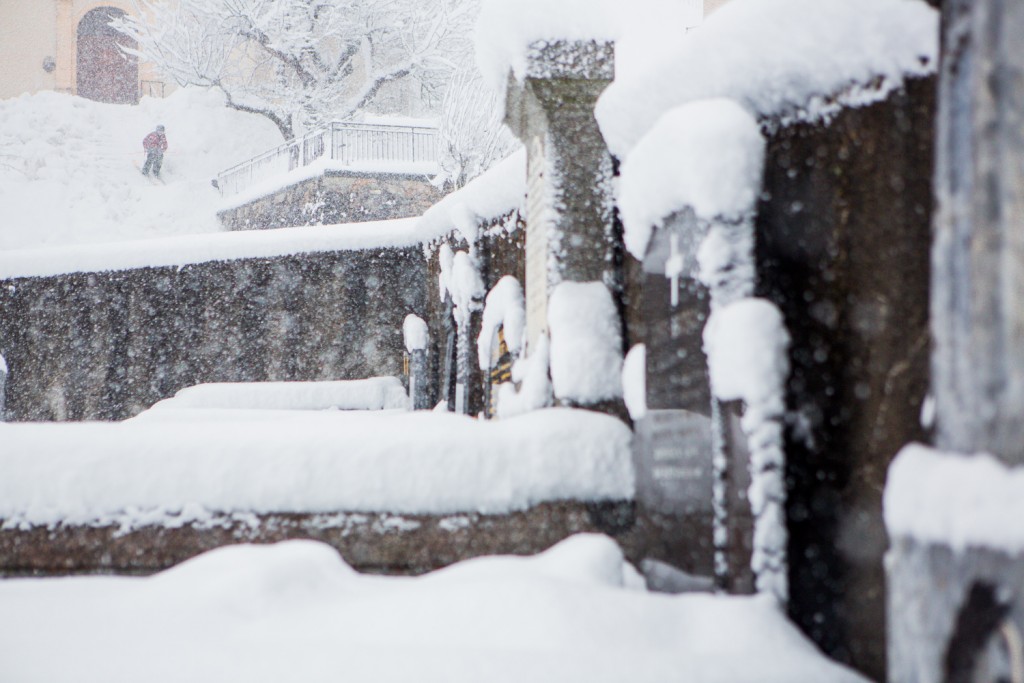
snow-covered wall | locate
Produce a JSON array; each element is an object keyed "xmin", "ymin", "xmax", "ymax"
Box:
[{"xmin": 0, "ymin": 245, "xmax": 427, "ymax": 421}]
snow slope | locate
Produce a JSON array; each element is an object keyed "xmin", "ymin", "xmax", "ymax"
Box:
[
  {"xmin": 0, "ymin": 87, "xmax": 282, "ymax": 249},
  {"xmin": 0, "ymin": 535, "xmax": 870, "ymax": 683}
]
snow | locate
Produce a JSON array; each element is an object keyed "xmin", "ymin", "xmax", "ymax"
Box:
[
  {"xmin": 618, "ymin": 99, "xmax": 765, "ymax": 258},
  {"xmin": 475, "ymin": 0, "xmax": 620, "ymax": 91},
  {"xmin": 596, "ymin": 0, "xmax": 939, "ymax": 158},
  {"xmin": 0, "ymin": 534, "xmax": 869, "ymax": 683},
  {"xmin": 703, "ymin": 298, "xmax": 789, "ymax": 419},
  {"xmin": 418, "ymin": 148, "xmax": 526, "ymax": 244},
  {"xmin": 0, "ymin": 408, "xmax": 632, "ymax": 529},
  {"xmin": 547, "ymin": 282, "xmax": 623, "ymax": 404},
  {"xmin": 0, "ymin": 216, "xmax": 435, "ymax": 279},
  {"xmin": 885, "ymin": 444, "xmax": 1024, "ymax": 553},
  {"xmin": 477, "ymin": 275, "xmax": 526, "ymax": 370},
  {"xmin": 136, "ymin": 378, "xmax": 409, "ymax": 415},
  {"xmin": 0, "ymin": 87, "xmax": 282, "ymax": 249},
  {"xmin": 702, "ymin": 297, "xmax": 791, "ymax": 602},
  {"xmin": 497, "ymin": 334, "xmax": 554, "ymax": 418},
  {"xmin": 447, "ymin": 250, "xmax": 486, "ymax": 327},
  {"xmin": 622, "ymin": 344, "xmax": 647, "ymax": 421},
  {"xmin": 403, "ymin": 314, "xmax": 429, "ymax": 353}
]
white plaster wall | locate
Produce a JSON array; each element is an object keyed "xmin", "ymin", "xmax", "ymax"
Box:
[{"xmin": 0, "ymin": 0, "xmax": 59, "ymax": 99}]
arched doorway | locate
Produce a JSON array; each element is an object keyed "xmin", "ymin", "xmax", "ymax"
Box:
[{"xmin": 76, "ymin": 7, "xmax": 138, "ymax": 104}]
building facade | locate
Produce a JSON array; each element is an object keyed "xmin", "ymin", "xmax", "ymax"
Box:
[{"xmin": 0, "ymin": 0, "xmax": 163, "ymax": 102}]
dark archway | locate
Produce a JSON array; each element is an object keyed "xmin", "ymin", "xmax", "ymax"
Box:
[{"xmin": 76, "ymin": 7, "xmax": 138, "ymax": 104}]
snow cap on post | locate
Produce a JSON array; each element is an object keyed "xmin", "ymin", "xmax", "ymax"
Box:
[
  {"xmin": 477, "ymin": 276, "xmax": 526, "ymax": 371},
  {"xmin": 618, "ymin": 99, "xmax": 765, "ymax": 260},
  {"xmin": 548, "ymin": 282, "xmax": 624, "ymax": 404},
  {"xmin": 475, "ymin": 0, "xmax": 620, "ymax": 94},
  {"xmin": 403, "ymin": 315, "xmax": 429, "ymax": 354}
]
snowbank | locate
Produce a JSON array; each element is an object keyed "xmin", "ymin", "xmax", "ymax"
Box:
[
  {"xmin": 137, "ymin": 378, "xmax": 409, "ymax": 414},
  {"xmin": 0, "ymin": 535, "xmax": 870, "ymax": 683},
  {"xmin": 618, "ymin": 99, "xmax": 765, "ymax": 258},
  {"xmin": 597, "ymin": 0, "xmax": 939, "ymax": 157},
  {"xmin": 0, "ymin": 88, "xmax": 282, "ymax": 249},
  {"xmin": 885, "ymin": 444, "xmax": 1024, "ymax": 553},
  {"xmin": 0, "ymin": 408, "xmax": 633, "ymax": 528},
  {"xmin": 548, "ymin": 282, "xmax": 623, "ymax": 403}
]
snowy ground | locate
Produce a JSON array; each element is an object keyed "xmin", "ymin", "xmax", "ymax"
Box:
[
  {"xmin": 0, "ymin": 87, "xmax": 281, "ymax": 249},
  {"xmin": 0, "ymin": 535, "xmax": 868, "ymax": 683}
]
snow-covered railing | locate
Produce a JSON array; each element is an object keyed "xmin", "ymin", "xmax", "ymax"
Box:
[{"xmin": 215, "ymin": 121, "xmax": 439, "ymax": 198}]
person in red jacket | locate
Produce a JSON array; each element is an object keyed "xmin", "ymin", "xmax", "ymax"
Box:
[{"xmin": 141, "ymin": 124, "xmax": 168, "ymax": 179}]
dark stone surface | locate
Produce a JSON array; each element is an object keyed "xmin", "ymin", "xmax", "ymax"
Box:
[
  {"xmin": 219, "ymin": 170, "xmax": 444, "ymax": 231},
  {"xmin": 0, "ymin": 501, "xmax": 704, "ymax": 579},
  {"xmin": 0, "ymin": 247, "xmax": 427, "ymax": 421},
  {"xmin": 755, "ymin": 77, "xmax": 936, "ymax": 680}
]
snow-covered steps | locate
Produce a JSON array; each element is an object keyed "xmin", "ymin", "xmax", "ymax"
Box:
[{"xmin": 0, "ymin": 408, "xmax": 642, "ymax": 577}]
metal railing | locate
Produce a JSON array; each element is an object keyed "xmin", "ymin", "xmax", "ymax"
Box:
[{"xmin": 216, "ymin": 121, "xmax": 439, "ymax": 198}]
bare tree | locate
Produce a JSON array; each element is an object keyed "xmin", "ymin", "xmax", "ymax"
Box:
[
  {"xmin": 114, "ymin": 0, "xmax": 471, "ymax": 140},
  {"xmin": 438, "ymin": 64, "xmax": 520, "ymax": 188}
]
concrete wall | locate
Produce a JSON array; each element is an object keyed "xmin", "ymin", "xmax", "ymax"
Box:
[
  {"xmin": 755, "ymin": 77, "xmax": 935, "ymax": 680},
  {"xmin": 219, "ymin": 171, "xmax": 444, "ymax": 231},
  {"xmin": 0, "ymin": 246, "xmax": 426, "ymax": 421}
]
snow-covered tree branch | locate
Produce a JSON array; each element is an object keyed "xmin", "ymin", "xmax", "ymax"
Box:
[{"xmin": 114, "ymin": 0, "xmax": 472, "ymax": 140}]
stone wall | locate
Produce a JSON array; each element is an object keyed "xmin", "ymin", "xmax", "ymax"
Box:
[
  {"xmin": 219, "ymin": 170, "xmax": 444, "ymax": 231},
  {"xmin": 755, "ymin": 77, "xmax": 935, "ymax": 680},
  {"xmin": 0, "ymin": 247, "xmax": 427, "ymax": 421},
  {"xmin": 0, "ymin": 501, "xmax": 635, "ymax": 578}
]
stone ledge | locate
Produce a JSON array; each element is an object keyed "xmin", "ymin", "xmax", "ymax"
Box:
[{"xmin": 0, "ymin": 501, "xmax": 649, "ymax": 577}]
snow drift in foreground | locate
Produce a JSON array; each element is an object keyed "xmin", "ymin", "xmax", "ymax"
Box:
[
  {"xmin": 0, "ymin": 535, "xmax": 869, "ymax": 683},
  {"xmin": 0, "ymin": 87, "xmax": 282, "ymax": 249},
  {"xmin": 0, "ymin": 408, "xmax": 633, "ymax": 528}
]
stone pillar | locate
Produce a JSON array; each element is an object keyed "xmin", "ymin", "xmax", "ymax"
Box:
[
  {"xmin": 503, "ymin": 40, "xmax": 617, "ymax": 347},
  {"xmin": 932, "ymin": 0, "xmax": 1024, "ymax": 466}
]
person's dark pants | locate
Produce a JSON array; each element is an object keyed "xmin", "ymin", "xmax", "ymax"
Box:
[{"xmin": 142, "ymin": 150, "xmax": 164, "ymax": 177}]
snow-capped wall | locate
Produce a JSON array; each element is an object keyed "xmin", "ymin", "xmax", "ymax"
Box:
[
  {"xmin": 0, "ymin": 246, "xmax": 427, "ymax": 421},
  {"xmin": 0, "ymin": 408, "xmax": 634, "ymax": 527},
  {"xmin": 597, "ymin": 0, "xmax": 939, "ymax": 158}
]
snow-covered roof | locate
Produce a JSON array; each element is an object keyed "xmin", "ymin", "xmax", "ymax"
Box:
[
  {"xmin": 885, "ymin": 444, "xmax": 1024, "ymax": 553},
  {"xmin": 597, "ymin": 0, "xmax": 938, "ymax": 159}
]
